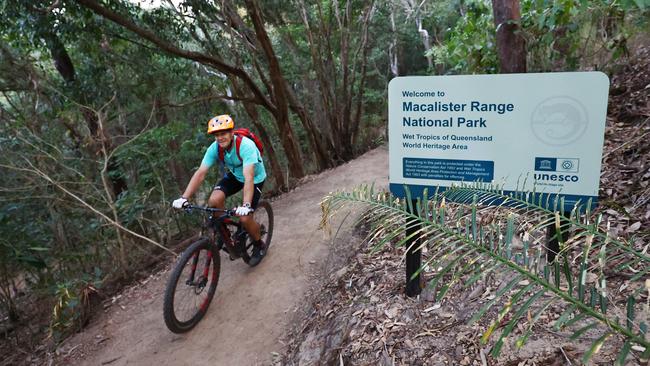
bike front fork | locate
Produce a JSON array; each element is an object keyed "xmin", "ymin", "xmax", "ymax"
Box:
[{"xmin": 186, "ymin": 250, "xmax": 212, "ymax": 292}]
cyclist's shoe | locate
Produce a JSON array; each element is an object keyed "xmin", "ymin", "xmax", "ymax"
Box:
[{"xmin": 248, "ymin": 240, "xmax": 267, "ymax": 266}]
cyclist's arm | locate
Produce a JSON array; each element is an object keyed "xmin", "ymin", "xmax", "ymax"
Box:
[
  {"xmin": 182, "ymin": 164, "xmax": 210, "ymax": 199},
  {"xmin": 242, "ymin": 164, "xmax": 255, "ymax": 206}
]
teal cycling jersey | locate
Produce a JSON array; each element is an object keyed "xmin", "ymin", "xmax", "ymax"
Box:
[{"xmin": 201, "ymin": 136, "xmax": 267, "ymax": 184}]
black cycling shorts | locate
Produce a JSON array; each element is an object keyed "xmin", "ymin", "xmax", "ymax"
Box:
[{"xmin": 213, "ymin": 173, "xmax": 265, "ymax": 209}]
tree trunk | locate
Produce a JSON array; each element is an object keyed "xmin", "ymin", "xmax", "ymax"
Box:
[
  {"xmin": 492, "ymin": 0, "xmax": 527, "ymax": 73},
  {"xmin": 244, "ymin": 0, "xmax": 305, "ymax": 178},
  {"xmin": 334, "ymin": 0, "xmax": 354, "ymax": 160},
  {"xmin": 389, "ymin": 4, "xmax": 399, "ymax": 77},
  {"xmin": 297, "ymin": 0, "xmax": 339, "ymax": 164},
  {"xmin": 351, "ymin": 2, "xmax": 375, "ymax": 148},
  {"xmin": 285, "ymin": 86, "xmax": 333, "ymax": 170},
  {"xmin": 45, "ymin": 34, "xmax": 75, "ymax": 82},
  {"xmin": 81, "ymin": 106, "xmax": 127, "ymax": 199},
  {"xmin": 34, "ymin": 9, "xmax": 75, "ymax": 82},
  {"xmin": 416, "ymin": 17, "xmax": 433, "ymax": 70}
]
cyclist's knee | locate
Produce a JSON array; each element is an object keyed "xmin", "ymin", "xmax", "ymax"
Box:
[
  {"xmin": 239, "ymin": 214, "xmax": 253, "ymax": 224},
  {"xmin": 208, "ymin": 190, "xmax": 226, "ymax": 207}
]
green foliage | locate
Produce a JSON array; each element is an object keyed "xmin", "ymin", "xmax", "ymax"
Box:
[
  {"xmin": 427, "ymin": 0, "xmax": 499, "ymax": 74},
  {"xmin": 0, "ymin": 3, "xmax": 224, "ymax": 338},
  {"xmin": 48, "ymin": 272, "xmax": 101, "ymax": 340},
  {"xmin": 0, "ymin": 203, "xmax": 49, "ymax": 321},
  {"xmin": 113, "ymin": 121, "xmax": 210, "ymax": 228},
  {"xmin": 321, "ymin": 184, "xmax": 650, "ymax": 362},
  {"xmin": 519, "ymin": 0, "xmax": 639, "ymax": 70},
  {"xmin": 424, "ymin": 0, "xmax": 649, "ymax": 74}
]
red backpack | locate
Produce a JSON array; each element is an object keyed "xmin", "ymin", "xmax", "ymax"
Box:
[{"xmin": 218, "ymin": 128, "xmax": 264, "ymax": 163}]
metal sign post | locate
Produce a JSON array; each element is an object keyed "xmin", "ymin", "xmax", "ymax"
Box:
[{"xmin": 405, "ymin": 199, "xmax": 422, "ymax": 297}]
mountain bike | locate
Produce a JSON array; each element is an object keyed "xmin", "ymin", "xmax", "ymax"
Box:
[{"xmin": 163, "ymin": 201, "xmax": 273, "ymax": 333}]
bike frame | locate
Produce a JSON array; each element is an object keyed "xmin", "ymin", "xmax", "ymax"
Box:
[
  {"xmin": 184, "ymin": 204, "xmax": 251, "ymax": 264},
  {"xmin": 185, "ymin": 205, "xmax": 242, "ymax": 244}
]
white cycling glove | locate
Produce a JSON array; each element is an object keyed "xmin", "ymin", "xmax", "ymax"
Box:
[
  {"xmin": 172, "ymin": 197, "xmax": 188, "ymax": 209},
  {"xmin": 235, "ymin": 203, "xmax": 253, "ymax": 216}
]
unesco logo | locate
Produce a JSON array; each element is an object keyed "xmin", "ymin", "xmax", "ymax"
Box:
[
  {"xmin": 561, "ymin": 160, "xmax": 574, "ymax": 170},
  {"xmin": 531, "ymin": 96, "xmax": 588, "ymax": 146},
  {"xmin": 534, "ymin": 157, "xmax": 580, "ymax": 173}
]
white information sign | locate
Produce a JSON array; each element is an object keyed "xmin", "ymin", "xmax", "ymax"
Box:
[{"xmin": 388, "ymin": 72, "xmax": 609, "ymax": 209}]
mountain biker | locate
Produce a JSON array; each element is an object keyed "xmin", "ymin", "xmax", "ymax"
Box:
[{"xmin": 172, "ymin": 114, "xmax": 268, "ymax": 265}]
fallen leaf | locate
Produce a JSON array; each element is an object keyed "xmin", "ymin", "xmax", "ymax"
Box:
[
  {"xmin": 422, "ymin": 304, "xmax": 441, "ymax": 313},
  {"xmin": 632, "ymin": 345, "xmax": 646, "ymax": 352},
  {"xmin": 627, "ymin": 221, "xmax": 642, "ymax": 232}
]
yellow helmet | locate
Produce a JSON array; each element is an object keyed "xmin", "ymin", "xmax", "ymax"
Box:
[{"xmin": 207, "ymin": 114, "xmax": 234, "ymax": 134}]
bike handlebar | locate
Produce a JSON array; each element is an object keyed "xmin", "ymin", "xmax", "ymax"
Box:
[{"xmin": 181, "ymin": 204, "xmax": 253, "ymax": 216}]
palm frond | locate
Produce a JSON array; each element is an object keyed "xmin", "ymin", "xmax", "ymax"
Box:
[{"xmin": 321, "ymin": 185, "xmax": 650, "ymax": 363}]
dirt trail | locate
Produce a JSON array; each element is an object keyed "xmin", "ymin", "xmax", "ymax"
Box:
[{"xmin": 65, "ymin": 146, "xmax": 388, "ymax": 366}]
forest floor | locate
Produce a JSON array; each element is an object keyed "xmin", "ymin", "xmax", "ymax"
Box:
[{"xmin": 6, "ymin": 46, "xmax": 649, "ymax": 366}]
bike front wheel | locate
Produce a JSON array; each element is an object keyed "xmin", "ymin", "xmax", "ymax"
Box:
[{"xmin": 163, "ymin": 237, "xmax": 220, "ymax": 333}]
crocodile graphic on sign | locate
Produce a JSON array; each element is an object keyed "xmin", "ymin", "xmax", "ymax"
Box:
[{"xmin": 531, "ymin": 96, "xmax": 588, "ymax": 146}]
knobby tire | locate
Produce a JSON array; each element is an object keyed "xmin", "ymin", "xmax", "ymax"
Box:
[{"xmin": 163, "ymin": 238, "xmax": 220, "ymax": 333}]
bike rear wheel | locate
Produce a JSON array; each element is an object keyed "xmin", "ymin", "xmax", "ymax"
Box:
[
  {"xmin": 242, "ymin": 200, "xmax": 274, "ymax": 265},
  {"xmin": 163, "ymin": 238, "xmax": 220, "ymax": 333}
]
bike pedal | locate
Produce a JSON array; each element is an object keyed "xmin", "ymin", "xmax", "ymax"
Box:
[{"xmin": 223, "ymin": 246, "xmax": 240, "ymax": 260}]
